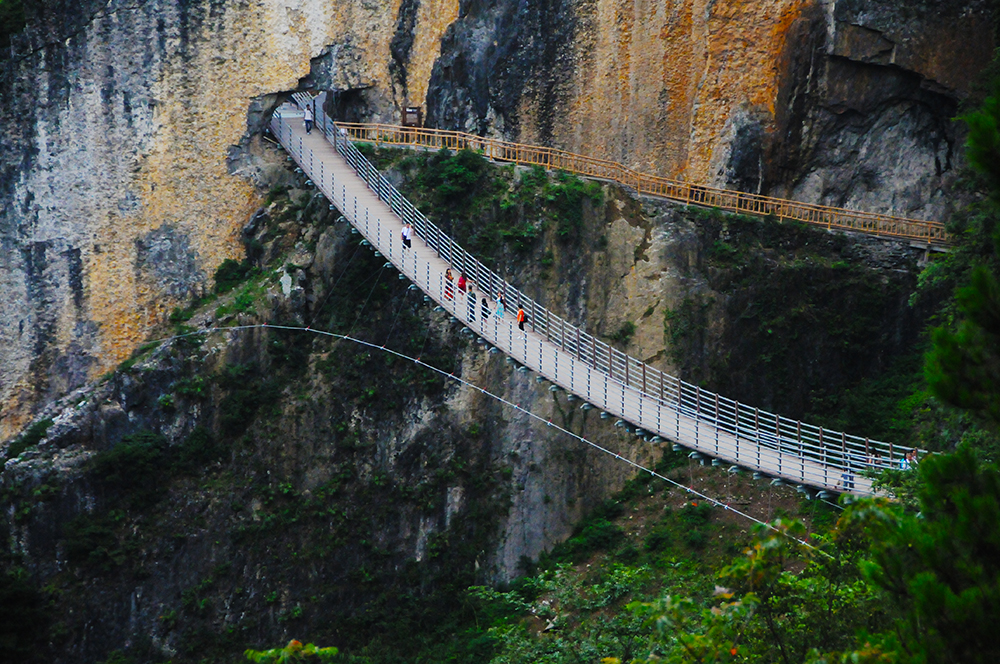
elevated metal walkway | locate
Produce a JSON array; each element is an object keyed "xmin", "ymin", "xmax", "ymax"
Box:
[
  {"xmin": 332, "ymin": 123, "xmax": 949, "ymax": 247},
  {"xmin": 270, "ymin": 99, "xmax": 913, "ymax": 497}
]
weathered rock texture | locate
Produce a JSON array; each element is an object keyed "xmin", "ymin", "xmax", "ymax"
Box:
[
  {"xmin": 425, "ymin": 0, "xmax": 993, "ymax": 218},
  {"xmin": 1, "ymin": 164, "xmax": 663, "ymax": 661},
  {"xmin": 0, "ymin": 0, "xmax": 455, "ymax": 437},
  {"xmin": 0, "ymin": 0, "xmax": 991, "ymax": 441}
]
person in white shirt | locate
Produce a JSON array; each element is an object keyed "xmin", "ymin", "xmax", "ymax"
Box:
[
  {"xmin": 303, "ymin": 105, "xmax": 314, "ymax": 134},
  {"xmin": 401, "ymin": 222, "xmax": 413, "ymax": 249}
]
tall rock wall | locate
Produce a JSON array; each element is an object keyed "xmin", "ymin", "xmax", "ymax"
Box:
[
  {"xmin": 0, "ymin": 0, "xmax": 993, "ymax": 437},
  {"xmin": 0, "ymin": 0, "xmax": 457, "ymax": 437}
]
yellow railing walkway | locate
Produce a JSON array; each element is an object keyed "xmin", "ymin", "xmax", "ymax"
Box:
[{"xmin": 335, "ymin": 122, "xmax": 950, "ymax": 247}]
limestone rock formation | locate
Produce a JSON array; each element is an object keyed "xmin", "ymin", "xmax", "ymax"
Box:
[{"xmin": 0, "ymin": 0, "xmax": 991, "ymax": 449}]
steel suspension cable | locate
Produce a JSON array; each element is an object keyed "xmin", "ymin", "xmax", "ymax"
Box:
[{"xmin": 150, "ymin": 322, "xmax": 831, "ymax": 554}]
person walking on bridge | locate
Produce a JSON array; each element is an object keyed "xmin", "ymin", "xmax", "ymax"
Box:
[
  {"xmin": 481, "ymin": 296, "xmax": 490, "ymax": 323},
  {"xmin": 445, "ymin": 268, "xmax": 455, "ymax": 300},
  {"xmin": 303, "ymin": 104, "xmax": 314, "ymax": 134},
  {"xmin": 517, "ymin": 305, "xmax": 528, "ymax": 338},
  {"xmin": 401, "ymin": 221, "xmax": 413, "ymax": 249},
  {"xmin": 495, "ymin": 291, "xmax": 506, "ymax": 318}
]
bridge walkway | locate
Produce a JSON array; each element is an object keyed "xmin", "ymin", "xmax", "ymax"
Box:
[{"xmin": 270, "ymin": 101, "xmax": 903, "ymax": 497}]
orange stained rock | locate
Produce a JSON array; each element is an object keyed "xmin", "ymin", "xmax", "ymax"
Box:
[
  {"xmin": 686, "ymin": 0, "xmax": 810, "ymax": 183},
  {"xmin": 540, "ymin": 0, "xmax": 811, "ymax": 183}
]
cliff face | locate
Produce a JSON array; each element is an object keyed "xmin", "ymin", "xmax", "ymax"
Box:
[
  {"xmin": 0, "ymin": 0, "xmax": 991, "ymax": 435},
  {"xmin": 0, "ymin": 0, "xmax": 455, "ymax": 437},
  {"xmin": 425, "ymin": 0, "xmax": 993, "ymax": 216},
  {"xmin": 0, "ymin": 146, "xmax": 932, "ymax": 661},
  {"xmin": 0, "ymin": 160, "xmax": 665, "ymax": 661}
]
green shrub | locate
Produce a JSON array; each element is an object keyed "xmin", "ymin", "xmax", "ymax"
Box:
[
  {"xmin": 548, "ymin": 171, "xmax": 603, "ymax": 238},
  {"xmin": 213, "ymin": 259, "xmax": 255, "ymax": 294},
  {"xmin": 684, "ymin": 529, "xmax": 707, "ymax": 550},
  {"xmin": 63, "ymin": 512, "xmax": 122, "ymax": 569},
  {"xmin": 217, "ymin": 365, "xmax": 282, "ymax": 438},
  {"xmin": 175, "ymin": 428, "xmax": 224, "ymax": 471},
  {"xmin": 90, "ymin": 431, "xmax": 168, "ymax": 507},
  {"xmin": 609, "ymin": 321, "xmax": 636, "ymax": 346},
  {"xmin": 5, "ymin": 418, "xmax": 53, "ymax": 461},
  {"xmin": 551, "ymin": 518, "xmax": 625, "ymax": 562},
  {"xmin": 174, "ymin": 376, "xmax": 207, "ymax": 399},
  {"xmin": 425, "ymin": 149, "xmax": 489, "ymax": 207},
  {"xmin": 644, "ymin": 527, "xmax": 672, "ymax": 552},
  {"xmin": 679, "ymin": 502, "xmax": 713, "ymax": 526}
]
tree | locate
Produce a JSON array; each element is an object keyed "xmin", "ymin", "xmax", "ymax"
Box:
[
  {"xmin": 245, "ymin": 639, "xmax": 338, "ymax": 663},
  {"xmin": 925, "ymin": 87, "xmax": 1000, "ymax": 427},
  {"xmin": 837, "ymin": 448, "xmax": 1000, "ymax": 664}
]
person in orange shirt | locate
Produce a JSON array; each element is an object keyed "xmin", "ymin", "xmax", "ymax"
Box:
[
  {"xmin": 445, "ymin": 268, "xmax": 454, "ymax": 300},
  {"xmin": 517, "ymin": 305, "xmax": 528, "ymax": 338}
]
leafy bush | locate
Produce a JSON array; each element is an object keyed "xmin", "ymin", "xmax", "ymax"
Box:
[
  {"xmin": 214, "ymin": 259, "xmax": 255, "ymax": 294},
  {"xmin": 644, "ymin": 527, "xmax": 672, "ymax": 552},
  {"xmin": 217, "ymin": 365, "xmax": 282, "ymax": 438},
  {"xmin": 423, "ymin": 149, "xmax": 489, "ymax": 208},
  {"xmin": 63, "ymin": 513, "xmax": 121, "ymax": 569},
  {"xmin": 174, "ymin": 376, "xmax": 207, "ymax": 399},
  {"xmin": 89, "ymin": 431, "xmax": 168, "ymax": 507},
  {"xmin": 679, "ymin": 502, "xmax": 713, "ymax": 526},
  {"xmin": 609, "ymin": 321, "xmax": 637, "ymax": 346},
  {"xmin": 175, "ymin": 428, "xmax": 225, "ymax": 471},
  {"xmin": 5, "ymin": 418, "xmax": 53, "ymax": 461},
  {"xmin": 550, "ymin": 518, "xmax": 625, "ymax": 562},
  {"xmin": 548, "ymin": 171, "xmax": 603, "ymax": 238}
]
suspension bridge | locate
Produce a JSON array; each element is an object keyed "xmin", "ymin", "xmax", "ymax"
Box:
[{"xmin": 269, "ymin": 97, "xmax": 917, "ymax": 498}]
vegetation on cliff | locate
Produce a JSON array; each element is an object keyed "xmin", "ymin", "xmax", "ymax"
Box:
[{"xmin": 4, "ymin": 83, "xmax": 1000, "ymax": 664}]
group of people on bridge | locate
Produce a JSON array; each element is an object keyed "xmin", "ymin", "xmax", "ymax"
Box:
[{"xmin": 400, "ymin": 221, "xmax": 529, "ymax": 337}]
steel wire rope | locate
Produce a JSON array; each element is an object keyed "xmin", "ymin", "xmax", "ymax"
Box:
[
  {"xmin": 380, "ymin": 272, "xmax": 415, "ymax": 349},
  {"xmin": 307, "ymin": 238, "xmax": 366, "ymax": 329},
  {"xmin": 147, "ymin": 322, "xmax": 831, "ymax": 555},
  {"xmin": 345, "ymin": 267, "xmax": 387, "ymax": 339}
]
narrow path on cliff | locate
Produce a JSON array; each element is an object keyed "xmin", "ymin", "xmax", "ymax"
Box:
[
  {"xmin": 268, "ymin": 100, "xmax": 913, "ymax": 497},
  {"xmin": 320, "ymin": 120, "xmax": 949, "ymax": 248}
]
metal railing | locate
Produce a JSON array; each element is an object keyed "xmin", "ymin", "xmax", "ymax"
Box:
[
  {"xmin": 332, "ymin": 122, "xmax": 950, "ymax": 247},
  {"xmin": 272, "ymin": 99, "xmax": 912, "ymax": 495}
]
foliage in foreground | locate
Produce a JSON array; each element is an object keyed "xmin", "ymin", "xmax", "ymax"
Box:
[{"xmin": 245, "ymin": 639, "xmax": 338, "ymax": 663}]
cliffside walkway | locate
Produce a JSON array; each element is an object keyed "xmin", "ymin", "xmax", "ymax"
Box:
[
  {"xmin": 270, "ymin": 100, "xmax": 913, "ymax": 498},
  {"xmin": 332, "ymin": 122, "xmax": 950, "ymax": 248}
]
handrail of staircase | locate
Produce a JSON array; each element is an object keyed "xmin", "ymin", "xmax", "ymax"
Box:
[
  {"xmin": 278, "ymin": 96, "xmax": 914, "ymax": 492},
  {"xmin": 329, "ymin": 122, "xmax": 950, "ymax": 247}
]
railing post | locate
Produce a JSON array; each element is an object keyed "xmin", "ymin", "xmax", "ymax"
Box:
[
  {"xmin": 714, "ymin": 393, "xmax": 720, "ymax": 454},
  {"xmin": 798, "ymin": 421, "xmax": 804, "ymax": 482},
  {"xmin": 819, "ymin": 427, "xmax": 826, "ymax": 486}
]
